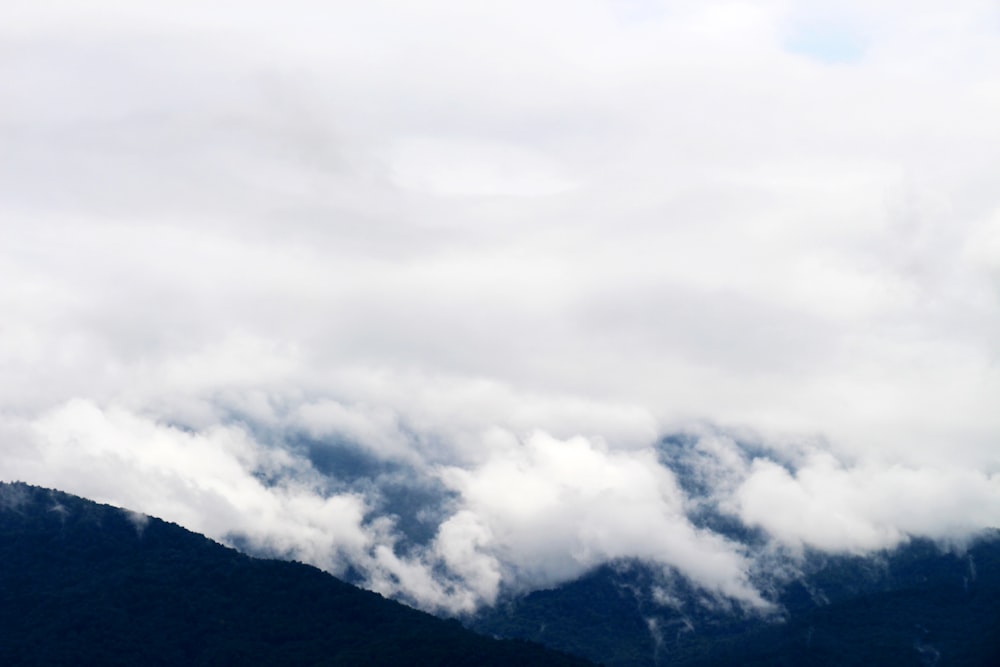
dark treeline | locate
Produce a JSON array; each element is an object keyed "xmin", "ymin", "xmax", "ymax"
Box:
[
  {"xmin": 0, "ymin": 482, "xmax": 592, "ymax": 666},
  {"xmin": 472, "ymin": 536, "xmax": 1000, "ymax": 666}
]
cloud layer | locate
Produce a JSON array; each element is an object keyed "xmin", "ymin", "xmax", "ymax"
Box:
[{"xmin": 2, "ymin": 0, "xmax": 999, "ymax": 613}]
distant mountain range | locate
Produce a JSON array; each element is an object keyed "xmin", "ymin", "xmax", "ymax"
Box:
[
  {"xmin": 455, "ymin": 435, "xmax": 1000, "ymax": 666},
  {"xmin": 4, "ymin": 480, "xmax": 998, "ymax": 666},
  {"xmin": 471, "ymin": 535, "xmax": 1000, "ymax": 666},
  {"xmin": 0, "ymin": 482, "xmax": 591, "ymax": 666}
]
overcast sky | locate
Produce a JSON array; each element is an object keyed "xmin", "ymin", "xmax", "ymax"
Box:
[{"xmin": 2, "ymin": 0, "xmax": 999, "ymax": 613}]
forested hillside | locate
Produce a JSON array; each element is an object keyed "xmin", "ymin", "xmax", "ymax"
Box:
[
  {"xmin": 0, "ymin": 482, "xmax": 591, "ymax": 666},
  {"xmin": 472, "ymin": 537, "xmax": 1000, "ymax": 666}
]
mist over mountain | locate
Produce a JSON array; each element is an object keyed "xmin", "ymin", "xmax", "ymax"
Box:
[
  {"xmin": 0, "ymin": 482, "xmax": 591, "ymax": 666},
  {"xmin": 2, "ymin": 1, "xmax": 999, "ymax": 660},
  {"xmin": 471, "ymin": 535, "xmax": 1000, "ymax": 666},
  {"xmin": 5, "ymin": 480, "xmax": 997, "ymax": 666}
]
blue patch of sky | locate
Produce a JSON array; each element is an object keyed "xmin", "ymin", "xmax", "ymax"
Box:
[{"xmin": 783, "ymin": 19, "xmax": 867, "ymax": 64}]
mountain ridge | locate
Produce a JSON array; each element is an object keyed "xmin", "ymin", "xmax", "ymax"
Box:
[
  {"xmin": 470, "ymin": 536, "xmax": 1000, "ymax": 666},
  {"xmin": 0, "ymin": 481, "xmax": 593, "ymax": 666}
]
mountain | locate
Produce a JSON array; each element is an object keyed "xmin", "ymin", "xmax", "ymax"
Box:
[
  {"xmin": 7, "ymin": 480, "xmax": 998, "ymax": 667},
  {"xmin": 470, "ymin": 538, "xmax": 1000, "ymax": 667},
  {"xmin": 0, "ymin": 482, "xmax": 593, "ymax": 667}
]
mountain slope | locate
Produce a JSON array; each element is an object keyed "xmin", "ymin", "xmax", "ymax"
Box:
[
  {"xmin": 471, "ymin": 538, "xmax": 1000, "ymax": 667},
  {"xmin": 0, "ymin": 482, "xmax": 593, "ymax": 667}
]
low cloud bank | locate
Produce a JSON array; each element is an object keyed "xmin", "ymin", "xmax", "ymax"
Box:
[{"xmin": 4, "ymin": 392, "xmax": 998, "ymax": 614}]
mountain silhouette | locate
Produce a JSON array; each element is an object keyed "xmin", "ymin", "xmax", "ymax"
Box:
[
  {"xmin": 0, "ymin": 482, "xmax": 592, "ymax": 666},
  {"xmin": 472, "ymin": 537, "xmax": 1000, "ymax": 666}
]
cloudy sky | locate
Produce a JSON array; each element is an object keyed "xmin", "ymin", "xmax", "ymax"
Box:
[{"xmin": 3, "ymin": 0, "xmax": 999, "ymax": 613}]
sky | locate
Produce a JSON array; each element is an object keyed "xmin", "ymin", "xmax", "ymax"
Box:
[{"xmin": 2, "ymin": 0, "xmax": 999, "ymax": 614}]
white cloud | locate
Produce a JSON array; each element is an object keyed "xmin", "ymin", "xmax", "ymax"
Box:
[
  {"xmin": 388, "ymin": 136, "xmax": 578, "ymax": 197},
  {"xmin": 435, "ymin": 431, "xmax": 767, "ymax": 606},
  {"xmin": 737, "ymin": 454, "xmax": 1000, "ymax": 553},
  {"xmin": 2, "ymin": 0, "xmax": 999, "ymax": 613}
]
